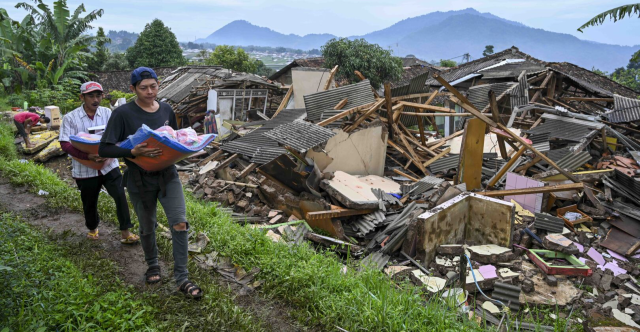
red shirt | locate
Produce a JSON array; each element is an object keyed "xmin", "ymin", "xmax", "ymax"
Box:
[{"xmin": 14, "ymin": 112, "xmax": 40, "ymax": 124}]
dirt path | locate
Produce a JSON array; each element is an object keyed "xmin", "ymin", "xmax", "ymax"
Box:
[{"xmin": 0, "ymin": 177, "xmax": 312, "ymax": 332}]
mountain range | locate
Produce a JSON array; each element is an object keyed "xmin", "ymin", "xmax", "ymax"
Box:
[{"xmin": 194, "ymin": 8, "xmax": 639, "ymax": 73}]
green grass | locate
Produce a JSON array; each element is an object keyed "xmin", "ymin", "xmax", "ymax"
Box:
[
  {"xmin": 0, "ymin": 212, "xmax": 156, "ymax": 331},
  {"xmin": 0, "ymin": 119, "xmax": 578, "ymax": 331}
]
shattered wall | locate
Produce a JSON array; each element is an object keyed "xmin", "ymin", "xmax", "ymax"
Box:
[
  {"xmin": 412, "ymin": 193, "xmax": 515, "ymax": 264},
  {"xmin": 307, "ymin": 125, "xmax": 388, "ymax": 176}
]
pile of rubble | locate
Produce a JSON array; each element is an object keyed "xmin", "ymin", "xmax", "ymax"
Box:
[{"xmin": 177, "ymin": 47, "xmax": 640, "ymax": 330}]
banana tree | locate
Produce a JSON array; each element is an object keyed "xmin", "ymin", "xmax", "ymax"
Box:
[{"xmin": 578, "ymin": 3, "xmax": 640, "ymax": 62}]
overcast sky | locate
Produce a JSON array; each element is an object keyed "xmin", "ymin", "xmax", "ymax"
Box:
[{"xmin": 1, "ymin": 0, "xmax": 639, "ymax": 46}]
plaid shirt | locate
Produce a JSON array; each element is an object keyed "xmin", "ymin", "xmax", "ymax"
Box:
[{"xmin": 59, "ymin": 105, "xmax": 119, "ymax": 179}]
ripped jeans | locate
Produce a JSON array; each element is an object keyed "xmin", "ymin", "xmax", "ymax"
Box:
[{"xmin": 128, "ymin": 176, "xmax": 189, "ymax": 286}]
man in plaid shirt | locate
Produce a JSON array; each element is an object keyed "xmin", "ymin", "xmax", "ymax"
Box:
[{"xmin": 59, "ymin": 81, "xmax": 139, "ymax": 243}]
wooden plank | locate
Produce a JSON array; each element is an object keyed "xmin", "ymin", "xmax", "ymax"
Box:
[
  {"xmin": 273, "ymin": 86, "xmax": 293, "ymax": 118},
  {"xmin": 399, "ymin": 112, "xmax": 474, "ymax": 117},
  {"xmin": 211, "ymin": 153, "xmax": 239, "ymax": 173},
  {"xmin": 323, "ymin": 65, "xmax": 338, "ymax": 91},
  {"xmin": 513, "ymin": 155, "xmax": 542, "ymax": 173},
  {"xmin": 477, "ymin": 183, "xmax": 585, "ymax": 197},
  {"xmin": 237, "ymin": 163, "xmax": 258, "ymax": 179},
  {"xmin": 601, "ymin": 127, "xmax": 608, "ymax": 154},
  {"xmin": 392, "ymin": 103, "xmax": 405, "ymax": 123},
  {"xmin": 333, "ymin": 97, "xmax": 348, "ymax": 110},
  {"xmin": 197, "ymin": 149, "xmax": 224, "ymax": 167},
  {"xmin": 397, "ymin": 122, "xmax": 437, "ymax": 157},
  {"xmin": 317, "ymin": 102, "xmax": 374, "ymax": 127},
  {"xmin": 423, "ymin": 91, "xmax": 439, "ymax": 106},
  {"xmin": 385, "ymin": 83, "xmax": 394, "ymax": 136},
  {"xmin": 346, "ymin": 99, "xmax": 385, "ymax": 131},
  {"xmin": 458, "ymin": 118, "xmax": 487, "ymax": 190},
  {"xmin": 489, "ymin": 90, "xmax": 508, "ymax": 160},
  {"xmin": 306, "ymin": 207, "xmax": 378, "ymax": 221},
  {"xmin": 560, "ymin": 97, "xmax": 614, "ymax": 102},
  {"xmin": 547, "ymin": 74, "xmax": 556, "ymax": 100},
  {"xmin": 399, "ymin": 101, "xmax": 455, "ymax": 113},
  {"xmin": 487, "ymin": 146, "xmax": 526, "ymax": 188},
  {"xmin": 422, "ymin": 147, "xmax": 451, "ymax": 168},
  {"xmin": 426, "ymin": 130, "xmax": 464, "ymax": 148},
  {"xmin": 390, "ymin": 92, "xmax": 435, "ymax": 102},
  {"xmin": 392, "ymin": 169, "xmax": 420, "ymax": 182},
  {"xmin": 432, "ymin": 74, "xmax": 497, "ymax": 127},
  {"xmin": 354, "ymin": 70, "xmax": 366, "ymax": 81},
  {"xmin": 395, "ymin": 125, "xmax": 428, "ymax": 175}
]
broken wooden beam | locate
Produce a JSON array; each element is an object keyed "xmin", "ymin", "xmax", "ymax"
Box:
[
  {"xmin": 393, "ymin": 169, "xmax": 420, "ymax": 182},
  {"xmin": 273, "ymin": 86, "xmax": 293, "ymax": 118},
  {"xmin": 346, "ymin": 99, "xmax": 385, "ymax": 131},
  {"xmin": 385, "ymin": 83, "xmax": 394, "ymax": 136},
  {"xmin": 399, "ymin": 101, "xmax": 456, "ymax": 113},
  {"xmin": 197, "ymin": 149, "xmax": 224, "ymax": 167},
  {"xmin": 237, "ymin": 163, "xmax": 258, "ymax": 179},
  {"xmin": 433, "ymin": 74, "xmax": 497, "ymax": 127},
  {"xmin": 323, "ymin": 65, "xmax": 338, "ymax": 91},
  {"xmin": 489, "ymin": 90, "xmax": 508, "ymax": 160},
  {"xmin": 305, "ymin": 208, "xmax": 378, "ymax": 221},
  {"xmin": 333, "ymin": 97, "xmax": 348, "ymax": 110},
  {"xmin": 423, "ymin": 147, "xmax": 451, "ymax": 168},
  {"xmin": 224, "ymin": 181, "xmax": 258, "ymax": 188},
  {"xmin": 560, "ymin": 97, "xmax": 613, "ymax": 102},
  {"xmin": 487, "ymin": 146, "xmax": 526, "ymax": 188},
  {"xmin": 317, "ymin": 102, "xmax": 375, "ymax": 127},
  {"xmin": 477, "ymin": 183, "xmax": 584, "ymax": 197}
]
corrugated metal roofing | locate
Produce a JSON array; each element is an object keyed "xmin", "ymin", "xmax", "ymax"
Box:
[
  {"xmin": 492, "ymin": 282, "xmax": 521, "ymax": 311},
  {"xmin": 391, "ymin": 71, "xmax": 432, "ymax": 127},
  {"xmin": 607, "ymin": 126, "xmax": 640, "ymax": 151},
  {"xmin": 488, "ymin": 157, "xmax": 524, "ymax": 185},
  {"xmin": 510, "ymin": 73, "xmax": 530, "ymax": 109},
  {"xmin": 157, "ymin": 71, "xmax": 207, "ymax": 103},
  {"xmin": 428, "ymin": 155, "xmax": 460, "ymax": 174},
  {"xmin": 303, "ymin": 80, "xmax": 375, "ymax": 122},
  {"xmin": 263, "ymin": 120, "xmax": 335, "ymax": 153},
  {"xmin": 466, "ymin": 82, "xmax": 518, "ymax": 111},
  {"xmin": 400, "ymin": 176, "xmax": 444, "ymax": 196},
  {"xmin": 555, "ymin": 151, "xmax": 591, "ymax": 171},
  {"xmin": 524, "ymin": 114, "xmax": 603, "ymax": 142},
  {"xmin": 221, "ymin": 108, "xmax": 306, "ymax": 164},
  {"xmin": 425, "ymin": 52, "xmax": 525, "ymax": 86},
  {"xmin": 605, "ymin": 94, "xmax": 640, "ymax": 123},
  {"xmin": 318, "ymin": 110, "xmax": 345, "ymax": 128},
  {"xmin": 529, "ymin": 133, "xmax": 550, "ymax": 152},
  {"xmin": 351, "ymin": 211, "xmax": 386, "ymax": 237},
  {"xmin": 534, "ymin": 213, "xmax": 565, "ymax": 233}
]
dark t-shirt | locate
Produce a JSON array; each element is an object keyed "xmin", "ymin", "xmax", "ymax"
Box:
[{"xmin": 101, "ymin": 100, "xmax": 179, "ymax": 191}]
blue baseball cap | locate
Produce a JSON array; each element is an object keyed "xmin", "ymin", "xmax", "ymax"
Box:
[{"xmin": 131, "ymin": 67, "xmax": 158, "ymax": 85}]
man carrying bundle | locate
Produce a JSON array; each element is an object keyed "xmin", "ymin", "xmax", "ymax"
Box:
[
  {"xmin": 59, "ymin": 82, "xmax": 139, "ymax": 243},
  {"xmin": 99, "ymin": 68, "xmax": 203, "ymax": 299}
]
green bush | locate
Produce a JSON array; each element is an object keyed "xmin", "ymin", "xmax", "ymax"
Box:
[
  {"xmin": 0, "ymin": 122, "xmax": 17, "ymax": 161},
  {"xmin": 108, "ymin": 90, "xmax": 136, "ymax": 102}
]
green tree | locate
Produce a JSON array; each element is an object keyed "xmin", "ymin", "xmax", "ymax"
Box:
[
  {"xmin": 254, "ymin": 59, "xmax": 275, "ymax": 77},
  {"xmin": 611, "ymin": 67, "xmax": 640, "ymax": 91},
  {"xmin": 321, "ymin": 38, "xmax": 403, "ymax": 89},
  {"xmin": 482, "ymin": 45, "xmax": 494, "ymax": 57},
  {"xmin": 87, "ymin": 27, "xmax": 109, "ymax": 71},
  {"xmin": 205, "ymin": 45, "xmax": 256, "ymax": 72},
  {"xmin": 103, "ymin": 51, "xmax": 129, "ymax": 71},
  {"xmin": 126, "ymin": 19, "xmax": 184, "ymax": 68},
  {"xmin": 439, "ymin": 59, "xmax": 457, "ymax": 68}
]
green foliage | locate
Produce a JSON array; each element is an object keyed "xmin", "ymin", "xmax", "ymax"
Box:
[
  {"xmin": 205, "ymin": 45, "xmax": 256, "ymax": 73},
  {"xmin": 0, "ymin": 121, "xmax": 17, "ymax": 160},
  {"xmin": 126, "ymin": 19, "xmax": 184, "ymax": 68},
  {"xmin": 0, "ymin": 212, "xmax": 156, "ymax": 331},
  {"xmin": 482, "ymin": 45, "xmax": 494, "ymax": 57},
  {"xmin": 321, "ymin": 38, "xmax": 403, "ymax": 89},
  {"xmin": 578, "ymin": 3, "xmax": 640, "ymax": 32},
  {"xmin": 102, "ymin": 51, "xmax": 130, "ymax": 71},
  {"xmin": 254, "ymin": 59, "xmax": 275, "ymax": 77},
  {"xmin": 108, "ymin": 89, "xmax": 135, "ymax": 102},
  {"xmin": 87, "ymin": 27, "xmax": 110, "ymax": 71},
  {"xmin": 612, "ymin": 67, "xmax": 640, "ymax": 91},
  {"xmin": 439, "ymin": 59, "xmax": 457, "ymax": 67},
  {"xmin": 6, "ymin": 79, "xmax": 81, "ymax": 112},
  {"xmin": 591, "ymin": 67, "xmax": 609, "ymax": 76}
]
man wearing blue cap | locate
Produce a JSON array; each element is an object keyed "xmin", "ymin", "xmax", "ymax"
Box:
[{"xmin": 99, "ymin": 67, "xmax": 203, "ymax": 299}]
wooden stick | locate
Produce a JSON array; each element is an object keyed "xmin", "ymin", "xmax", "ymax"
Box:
[
  {"xmin": 354, "ymin": 70, "xmax": 366, "ymax": 81},
  {"xmin": 423, "ymin": 91, "xmax": 439, "ymax": 106},
  {"xmin": 423, "ymin": 147, "xmax": 451, "ymax": 168},
  {"xmin": 273, "ymin": 86, "xmax": 293, "ymax": 118},
  {"xmin": 487, "ymin": 146, "xmax": 526, "ymax": 188},
  {"xmin": 224, "ymin": 181, "xmax": 258, "ymax": 188},
  {"xmin": 390, "ymin": 92, "xmax": 437, "ymax": 102},
  {"xmin": 211, "ymin": 153, "xmax": 239, "ymax": 173},
  {"xmin": 561, "ymin": 97, "xmax": 613, "ymax": 102},
  {"xmin": 399, "ymin": 101, "xmax": 455, "ymax": 113},
  {"xmin": 477, "ymin": 183, "xmax": 584, "ymax": 197},
  {"xmin": 317, "ymin": 102, "xmax": 374, "ymax": 127},
  {"xmin": 333, "ymin": 98, "xmax": 348, "ymax": 110},
  {"xmin": 489, "ymin": 90, "xmax": 508, "ymax": 160},
  {"xmin": 398, "ymin": 122, "xmax": 437, "ymax": 157},
  {"xmin": 433, "ymin": 74, "xmax": 497, "ymax": 127},
  {"xmin": 401, "ymin": 112, "xmax": 473, "ymax": 117},
  {"xmin": 198, "ymin": 149, "xmax": 224, "ymax": 167},
  {"xmin": 513, "ymin": 155, "xmax": 542, "ymax": 173},
  {"xmin": 426, "ymin": 130, "xmax": 464, "ymax": 147},
  {"xmin": 237, "ymin": 163, "xmax": 257, "ymax": 179},
  {"xmin": 392, "ymin": 103, "xmax": 405, "ymax": 123},
  {"xmin": 395, "ymin": 125, "xmax": 428, "ymax": 175},
  {"xmin": 324, "ymin": 65, "xmax": 338, "ymax": 90},
  {"xmin": 393, "ymin": 169, "xmax": 420, "ymax": 182}
]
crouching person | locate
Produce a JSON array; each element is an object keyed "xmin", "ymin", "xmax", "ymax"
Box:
[
  {"xmin": 59, "ymin": 82, "xmax": 139, "ymax": 243},
  {"xmin": 98, "ymin": 68, "xmax": 203, "ymax": 299},
  {"xmin": 14, "ymin": 111, "xmax": 49, "ymax": 148}
]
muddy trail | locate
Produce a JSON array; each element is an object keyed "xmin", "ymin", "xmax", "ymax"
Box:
[{"xmin": 0, "ymin": 177, "xmax": 312, "ymax": 332}]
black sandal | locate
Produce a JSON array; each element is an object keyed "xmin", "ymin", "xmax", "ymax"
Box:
[
  {"xmin": 145, "ymin": 265, "xmax": 161, "ymax": 284},
  {"xmin": 178, "ymin": 280, "xmax": 203, "ymax": 299}
]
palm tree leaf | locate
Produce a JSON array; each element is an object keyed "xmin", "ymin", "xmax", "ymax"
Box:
[
  {"xmin": 52, "ymin": 0, "xmax": 70, "ymax": 42},
  {"xmin": 578, "ymin": 3, "xmax": 640, "ymax": 32}
]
